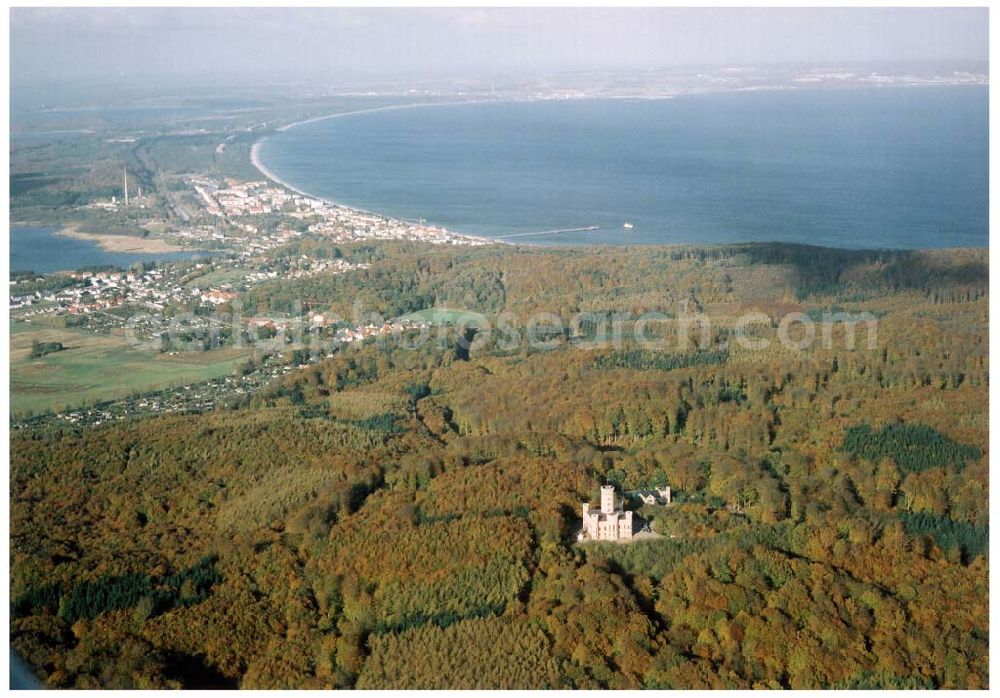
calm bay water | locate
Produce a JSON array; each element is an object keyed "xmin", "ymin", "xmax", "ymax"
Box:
[
  {"xmin": 258, "ymin": 87, "xmax": 988, "ymax": 248},
  {"xmin": 10, "ymin": 226, "xmax": 211, "ymax": 274}
]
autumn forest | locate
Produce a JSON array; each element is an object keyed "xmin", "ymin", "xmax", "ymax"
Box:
[{"xmin": 10, "ymin": 241, "xmax": 989, "ymax": 688}]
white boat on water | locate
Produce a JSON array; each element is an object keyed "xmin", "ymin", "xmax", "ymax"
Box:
[{"xmin": 622, "ymin": 222, "xmax": 634, "ymax": 229}]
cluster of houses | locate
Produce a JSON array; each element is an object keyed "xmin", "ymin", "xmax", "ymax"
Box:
[
  {"xmin": 332, "ymin": 320, "xmax": 425, "ymax": 343},
  {"xmin": 307, "ymin": 211, "xmax": 491, "ymax": 246},
  {"xmin": 193, "ymin": 179, "xmax": 309, "ymax": 218},
  {"xmin": 187, "ymin": 174, "xmax": 493, "ymax": 247},
  {"xmin": 10, "ymin": 268, "xmax": 189, "ymax": 317},
  {"xmin": 200, "ymin": 289, "xmax": 239, "ymax": 305},
  {"xmin": 236, "ymin": 315, "xmax": 433, "ymax": 347},
  {"xmin": 11, "ymin": 248, "xmax": 372, "ymax": 324},
  {"xmin": 283, "ymin": 257, "xmax": 371, "ymax": 281},
  {"xmin": 173, "ymin": 222, "xmax": 302, "ymax": 255}
]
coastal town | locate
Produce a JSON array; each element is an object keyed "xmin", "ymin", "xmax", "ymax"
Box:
[
  {"xmin": 13, "ymin": 138, "xmax": 493, "ymax": 325},
  {"xmin": 190, "ymin": 169, "xmax": 492, "ymax": 247},
  {"xmin": 10, "ymin": 147, "xmax": 496, "ymax": 429},
  {"xmin": 11, "ymin": 256, "xmax": 371, "ymax": 321}
]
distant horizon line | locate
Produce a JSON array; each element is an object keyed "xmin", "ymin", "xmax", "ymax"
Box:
[{"xmin": 11, "ymin": 57, "xmax": 990, "ymax": 90}]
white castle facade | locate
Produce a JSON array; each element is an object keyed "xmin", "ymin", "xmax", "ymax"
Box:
[{"xmin": 579, "ymin": 485, "xmax": 634, "ymax": 542}]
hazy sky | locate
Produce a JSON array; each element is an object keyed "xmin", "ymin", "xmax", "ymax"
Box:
[{"xmin": 10, "ymin": 7, "xmax": 989, "ymax": 85}]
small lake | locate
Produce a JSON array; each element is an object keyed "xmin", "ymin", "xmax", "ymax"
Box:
[{"xmin": 10, "ymin": 226, "xmax": 214, "ymax": 274}]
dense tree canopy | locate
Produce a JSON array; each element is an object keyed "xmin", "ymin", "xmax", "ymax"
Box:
[{"xmin": 11, "ymin": 241, "xmax": 988, "ymax": 688}]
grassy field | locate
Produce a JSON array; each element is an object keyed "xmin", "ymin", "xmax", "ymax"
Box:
[
  {"xmin": 396, "ymin": 307, "xmax": 489, "ymax": 325},
  {"xmin": 10, "ymin": 321, "xmax": 253, "ymax": 416},
  {"xmin": 182, "ymin": 268, "xmax": 247, "ymax": 289}
]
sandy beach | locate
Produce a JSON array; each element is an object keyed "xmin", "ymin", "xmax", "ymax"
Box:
[
  {"xmin": 250, "ymin": 103, "xmax": 500, "ymax": 246},
  {"xmin": 250, "ymin": 100, "xmax": 482, "ymax": 206},
  {"xmin": 251, "ymin": 138, "xmax": 385, "ymax": 219},
  {"xmin": 57, "ymin": 225, "xmax": 188, "ymax": 254}
]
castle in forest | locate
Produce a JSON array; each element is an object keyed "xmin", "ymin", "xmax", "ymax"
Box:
[{"xmin": 579, "ymin": 485, "xmax": 634, "ymax": 541}]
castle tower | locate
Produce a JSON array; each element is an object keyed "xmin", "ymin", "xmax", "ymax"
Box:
[{"xmin": 600, "ymin": 485, "xmax": 616, "ymax": 514}]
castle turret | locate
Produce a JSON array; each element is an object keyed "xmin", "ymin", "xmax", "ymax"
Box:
[
  {"xmin": 600, "ymin": 485, "xmax": 616, "ymax": 514},
  {"xmin": 581, "ymin": 485, "xmax": 635, "ymax": 542}
]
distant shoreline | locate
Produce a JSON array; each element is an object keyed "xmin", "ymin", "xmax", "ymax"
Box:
[
  {"xmin": 250, "ymin": 139, "xmax": 381, "ymax": 219},
  {"xmin": 273, "ymin": 100, "xmax": 481, "ymax": 133},
  {"xmin": 250, "ymin": 101, "xmax": 481, "ymax": 215},
  {"xmin": 251, "ymin": 100, "xmax": 507, "ymax": 245},
  {"xmin": 251, "ymin": 100, "xmax": 482, "ymax": 212},
  {"xmin": 250, "ymin": 88, "xmax": 987, "ymax": 251}
]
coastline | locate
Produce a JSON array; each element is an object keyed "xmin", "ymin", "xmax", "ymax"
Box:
[
  {"xmin": 251, "ymin": 99, "xmax": 482, "ymax": 215},
  {"xmin": 57, "ymin": 225, "xmax": 190, "ymax": 254},
  {"xmin": 250, "ymin": 100, "xmax": 502, "ymax": 245},
  {"xmin": 250, "ymin": 139, "xmax": 380, "ymax": 220},
  {"xmin": 246, "ymin": 94, "xmax": 799, "ymax": 248},
  {"xmin": 273, "ymin": 99, "xmax": 482, "ymax": 133},
  {"xmin": 248, "ymin": 88, "xmax": 988, "ymax": 251}
]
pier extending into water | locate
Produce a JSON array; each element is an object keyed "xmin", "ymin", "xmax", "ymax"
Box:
[{"xmin": 494, "ymin": 226, "xmax": 600, "ymax": 240}]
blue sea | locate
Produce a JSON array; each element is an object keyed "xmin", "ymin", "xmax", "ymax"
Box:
[
  {"xmin": 257, "ymin": 87, "xmax": 988, "ymax": 248},
  {"xmin": 10, "ymin": 226, "xmax": 212, "ymax": 274}
]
